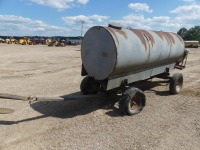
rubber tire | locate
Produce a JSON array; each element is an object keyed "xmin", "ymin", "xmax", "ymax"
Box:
[
  {"xmin": 119, "ymin": 87, "xmax": 146, "ymax": 116},
  {"xmin": 48, "ymin": 43, "xmax": 53, "ymax": 47},
  {"xmin": 80, "ymin": 76, "xmax": 99, "ymax": 95},
  {"xmin": 56, "ymin": 43, "xmax": 61, "ymax": 47},
  {"xmin": 169, "ymin": 73, "xmax": 183, "ymax": 95}
]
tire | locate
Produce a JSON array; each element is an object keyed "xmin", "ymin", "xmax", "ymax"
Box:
[
  {"xmin": 169, "ymin": 73, "xmax": 183, "ymax": 94},
  {"xmin": 80, "ymin": 76, "xmax": 99, "ymax": 95},
  {"xmin": 48, "ymin": 43, "xmax": 53, "ymax": 47},
  {"xmin": 119, "ymin": 87, "xmax": 146, "ymax": 116},
  {"xmin": 56, "ymin": 43, "xmax": 61, "ymax": 47}
]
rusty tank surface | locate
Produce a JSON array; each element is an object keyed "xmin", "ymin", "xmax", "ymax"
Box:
[
  {"xmin": 81, "ymin": 24, "xmax": 185, "ymax": 81},
  {"xmin": 80, "ymin": 23, "xmax": 188, "ymax": 116}
]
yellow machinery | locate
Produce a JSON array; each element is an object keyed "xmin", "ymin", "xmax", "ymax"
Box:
[
  {"xmin": 0, "ymin": 38, "xmax": 5, "ymax": 43},
  {"xmin": 46, "ymin": 38, "xmax": 53, "ymax": 46},
  {"xmin": 46, "ymin": 38, "xmax": 65, "ymax": 47},
  {"xmin": 5, "ymin": 38, "xmax": 18, "ymax": 44},
  {"xmin": 18, "ymin": 37, "xmax": 33, "ymax": 45}
]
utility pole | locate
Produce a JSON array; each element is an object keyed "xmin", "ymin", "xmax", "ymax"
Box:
[{"xmin": 80, "ymin": 20, "xmax": 85, "ymax": 39}]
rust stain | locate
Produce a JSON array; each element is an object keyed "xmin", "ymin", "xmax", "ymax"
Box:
[
  {"xmin": 115, "ymin": 30, "xmax": 128, "ymax": 39},
  {"xmin": 153, "ymin": 31, "xmax": 176, "ymax": 46},
  {"xmin": 163, "ymin": 32, "xmax": 175, "ymax": 44},
  {"xmin": 153, "ymin": 31, "xmax": 164, "ymax": 40},
  {"xmin": 141, "ymin": 30, "xmax": 155, "ymax": 46},
  {"xmin": 172, "ymin": 33, "xmax": 184, "ymax": 44},
  {"xmin": 130, "ymin": 29, "xmax": 147, "ymax": 50},
  {"xmin": 154, "ymin": 31, "xmax": 173, "ymax": 47},
  {"xmin": 153, "ymin": 31, "xmax": 175, "ymax": 45},
  {"xmin": 159, "ymin": 32, "xmax": 171, "ymax": 45},
  {"xmin": 104, "ymin": 27, "xmax": 119, "ymax": 45}
]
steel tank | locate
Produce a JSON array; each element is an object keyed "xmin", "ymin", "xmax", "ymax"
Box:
[{"xmin": 81, "ymin": 25, "xmax": 185, "ymax": 80}]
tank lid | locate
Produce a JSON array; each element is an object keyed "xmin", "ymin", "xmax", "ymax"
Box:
[{"xmin": 108, "ymin": 22, "xmax": 122, "ymax": 29}]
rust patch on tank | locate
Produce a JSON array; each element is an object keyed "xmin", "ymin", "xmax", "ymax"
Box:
[
  {"xmin": 160, "ymin": 32, "xmax": 171, "ymax": 45},
  {"xmin": 172, "ymin": 33, "xmax": 184, "ymax": 44},
  {"xmin": 163, "ymin": 32, "xmax": 175, "ymax": 45},
  {"xmin": 141, "ymin": 30, "xmax": 155, "ymax": 46},
  {"xmin": 104, "ymin": 27, "xmax": 119, "ymax": 45},
  {"xmin": 130, "ymin": 29, "xmax": 147, "ymax": 50},
  {"xmin": 115, "ymin": 30, "xmax": 128, "ymax": 39},
  {"xmin": 153, "ymin": 31, "xmax": 164, "ymax": 40},
  {"xmin": 153, "ymin": 30, "xmax": 175, "ymax": 46},
  {"xmin": 154, "ymin": 31, "xmax": 173, "ymax": 47}
]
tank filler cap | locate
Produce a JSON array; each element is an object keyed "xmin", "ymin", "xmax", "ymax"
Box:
[{"xmin": 108, "ymin": 22, "xmax": 122, "ymax": 30}]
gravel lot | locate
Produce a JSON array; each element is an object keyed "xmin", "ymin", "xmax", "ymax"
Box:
[{"xmin": 0, "ymin": 44, "xmax": 199, "ymax": 150}]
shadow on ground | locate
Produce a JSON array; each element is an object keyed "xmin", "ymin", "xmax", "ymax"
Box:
[
  {"xmin": 0, "ymin": 79, "xmax": 171, "ymax": 125},
  {"xmin": 132, "ymin": 79, "xmax": 170, "ymax": 96}
]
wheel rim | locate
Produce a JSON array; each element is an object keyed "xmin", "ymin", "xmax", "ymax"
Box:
[
  {"xmin": 176, "ymin": 83, "xmax": 181, "ymax": 93},
  {"xmin": 176, "ymin": 78, "xmax": 183, "ymax": 93},
  {"xmin": 129, "ymin": 94, "xmax": 141, "ymax": 112},
  {"xmin": 129, "ymin": 100, "xmax": 138, "ymax": 110}
]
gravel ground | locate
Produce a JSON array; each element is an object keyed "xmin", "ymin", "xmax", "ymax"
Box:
[{"xmin": 0, "ymin": 44, "xmax": 199, "ymax": 150}]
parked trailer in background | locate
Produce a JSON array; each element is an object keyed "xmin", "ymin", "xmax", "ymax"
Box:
[
  {"xmin": 184, "ymin": 41, "xmax": 199, "ymax": 48},
  {"xmin": 80, "ymin": 23, "xmax": 188, "ymax": 116}
]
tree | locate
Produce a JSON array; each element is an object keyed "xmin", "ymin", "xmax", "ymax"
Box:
[
  {"xmin": 177, "ymin": 27, "xmax": 188, "ymax": 39},
  {"xmin": 177, "ymin": 26, "xmax": 200, "ymax": 42},
  {"xmin": 188, "ymin": 26, "xmax": 200, "ymax": 42}
]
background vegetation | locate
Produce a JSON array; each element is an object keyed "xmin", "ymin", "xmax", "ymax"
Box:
[{"xmin": 177, "ymin": 26, "xmax": 200, "ymax": 42}]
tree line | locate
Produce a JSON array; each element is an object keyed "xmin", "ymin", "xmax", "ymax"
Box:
[{"xmin": 177, "ymin": 26, "xmax": 200, "ymax": 42}]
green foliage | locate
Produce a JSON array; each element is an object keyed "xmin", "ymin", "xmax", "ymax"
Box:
[
  {"xmin": 177, "ymin": 27, "xmax": 188, "ymax": 38},
  {"xmin": 177, "ymin": 26, "xmax": 200, "ymax": 42}
]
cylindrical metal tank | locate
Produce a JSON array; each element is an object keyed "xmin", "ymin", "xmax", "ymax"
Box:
[{"xmin": 81, "ymin": 25, "xmax": 185, "ymax": 80}]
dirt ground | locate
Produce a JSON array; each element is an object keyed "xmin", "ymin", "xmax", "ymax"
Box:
[{"xmin": 0, "ymin": 44, "xmax": 199, "ymax": 150}]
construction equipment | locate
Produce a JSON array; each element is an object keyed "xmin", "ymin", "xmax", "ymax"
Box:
[
  {"xmin": 5, "ymin": 37, "xmax": 18, "ymax": 44},
  {"xmin": 39, "ymin": 38, "xmax": 45, "ymax": 45},
  {"xmin": 18, "ymin": 37, "xmax": 33, "ymax": 45},
  {"xmin": 46, "ymin": 38, "xmax": 52, "ymax": 46},
  {"xmin": 46, "ymin": 38, "xmax": 64, "ymax": 47},
  {"xmin": 0, "ymin": 38, "xmax": 5, "ymax": 43},
  {"xmin": 60, "ymin": 40, "xmax": 65, "ymax": 47},
  {"xmin": 32, "ymin": 38, "xmax": 39, "ymax": 45},
  {"xmin": 80, "ymin": 23, "xmax": 188, "ymax": 116}
]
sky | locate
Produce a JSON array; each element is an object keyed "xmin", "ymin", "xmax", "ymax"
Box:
[{"xmin": 0, "ymin": 0, "xmax": 200, "ymax": 36}]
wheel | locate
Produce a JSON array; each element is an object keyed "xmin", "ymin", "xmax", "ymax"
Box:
[
  {"xmin": 80, "ymin": 76, "xmax": 99, "ymax": 95},
  {"xmin": 56, "ymin": 43, "xmax": 61, "ymax": 47},
  {"xmin": 48, "ymin": 43, "xmax": 53, "ymax": 46},
  {"xmin": 169, "ymin": 73, "xmax": 183, "ymax": 94},
  {"xmin": 119, "ymin": 87, "xmax": 146, "ymax": 116}
]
